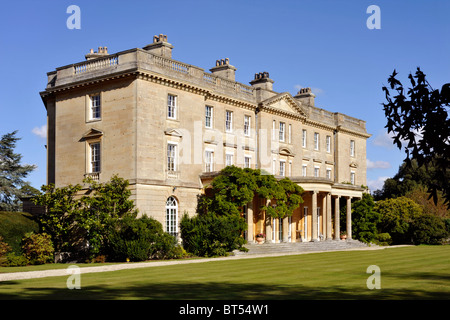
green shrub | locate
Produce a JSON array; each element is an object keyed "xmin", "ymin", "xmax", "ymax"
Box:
[
  {"xmin": 373, "ymin": 233, "xmax": 392, "ymax": 246},
  {"xmin": 375, "ymin": 197, "xmax": 423, "ymax": 244},
  {"xmin": 0, "ymin": 236, "xmax": 12, "ymax": 258},
  {"xmin": 5, "ymin": 253, "xmax": 28, "ymax": 267},
  {"xmin": 411, "ymin": 214, "xmax": 449, "ymax": 245},
  {"xmin": 21, "ymin": 232, "xmax": 54, "ymax": 265},
  {"xmin": 105, "ymin": 215, "xmax": 182, "ymax": 262},
  {"xmin": 180, "ymin": 212, "xmax": 246, "ymax": 257},
  {"xmin": 0, "ymin": 211, "xmax": 39, "ymax": 254}
]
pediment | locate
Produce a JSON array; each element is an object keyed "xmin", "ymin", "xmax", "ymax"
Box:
[
  {"xmin": 164, "ymin": 128, "xmax": 183, "ymax": 137},
  {"xmin": 81, "ymin": 128, "xmax": 103, "ymax": 141},
  {"xmin": 260, "ymin": 92, "xmax": 308, "ymax": 118},
  {"xmin": 279, "ymin": 147, "xmax": 295, "ymax": 156}
]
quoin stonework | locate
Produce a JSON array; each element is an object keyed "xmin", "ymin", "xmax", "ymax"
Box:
[{"xmin": 40, "ymin": 34, "xmax": 371, "ymax": 244}]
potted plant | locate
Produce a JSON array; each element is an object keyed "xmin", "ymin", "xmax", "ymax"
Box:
[
  {"xmin": 340, "ymin": 231, "xmax": 347, "ymax": 240},
  {"xmin": 255, "ymin": 233, "xmax": 265, "ymax": 244}
]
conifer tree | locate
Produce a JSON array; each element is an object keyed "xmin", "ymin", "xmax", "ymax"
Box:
[{"xmin": 0, "ymin": 131, "xmax": 36, "ymax": 211}]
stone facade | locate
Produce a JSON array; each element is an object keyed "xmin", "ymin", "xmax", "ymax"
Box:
[{"xmin": 40, "ymin": 34, "xmax": 371, "ymax": 242}]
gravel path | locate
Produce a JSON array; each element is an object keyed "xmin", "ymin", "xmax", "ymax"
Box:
[{"xmin": 0, "ymin": 245, "xmax": 392, "ymax": 282}]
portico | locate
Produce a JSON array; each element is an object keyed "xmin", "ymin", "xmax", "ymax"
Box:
[{"xmin": 247, "ymin": 178, "xmax": 364, "ymax": 244}]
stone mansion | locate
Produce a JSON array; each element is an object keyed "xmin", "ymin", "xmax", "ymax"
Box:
[{"xmin": 40, "ymin": 35, "xmax": 370, "ymax": 244}]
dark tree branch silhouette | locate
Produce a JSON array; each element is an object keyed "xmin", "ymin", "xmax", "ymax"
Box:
[{"xmin": 382, "ymin": 68, "xmax": 450, "ymax": 207}]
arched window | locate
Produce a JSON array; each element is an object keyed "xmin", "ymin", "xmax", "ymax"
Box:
[{"xmin": 165, "ymin": 196, "xmax": 178, "ymax": 237}]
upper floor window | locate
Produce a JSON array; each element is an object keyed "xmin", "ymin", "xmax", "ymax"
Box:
[
  {"xmin": 167, "ymin": 94, "xmax": 177, "ymax": 119},
  {"xmin": 326, "ymin": 135, "xmax": 331, "ymax": 153},
  {"xmin": 326, "ymin": 168, "xmax": 332, "ymax": 180},
  {"xmin": 288, "ymin": 124, "xmax": 292, "ymax": 144},
  {"xmin": 314, "ymin": 132, "xmax": 319, "ymax": 150},
  {"xmin": 90, "ymin": 94, "xmax": 101, "ymax": 120},
  {"xmin": 244, "ymin": 115, "xmax": 251, "ymax": 136},
  {"xmin": 279, "ymin": 122, "xmax": 285, "ymax": 142},
  {"xmin": 350, "ymin": 140, "xmax": 355, "ymax": 157},
  {"xmin": 205, "ymin": 105, "xmax": 213, "ymax": 128},
  {"xmin": 314, "ymin": 166, "xmax": 320, "ymax": 177},
  {"xmin": 302, "ymin": 129, "xmax": 307, "ymax": 148},
  {"xmin": 302, "ymin": 164, "xmax": 307, "ymax": 177},
  {"xmin": 90, "ymin": 142, "xmax": 101, "ymax": 173},
  {"xmin": 167, "ymin": 143, "xmax": 177, "ymax": 172},
  {"xmin": 279, "ymin": 160, "xmax": 286, "ymax": 176},
  {"xmin": 350, "ymin": 171, "xmax": 356, "ymax": 185},
  {"xmin": 244, "ymin": 156, "xmax": 251, "ymax": 169},
  {"xmin": 225, "ymin": 111, "xmax": 233, "ymax": 132},
  {"xmin": 205, "ymin": 150, "xmax": 214, "ymax": 172},
  {"xmin": 225, "ymin": 153, "xmax": 233, "ymax": 166}
]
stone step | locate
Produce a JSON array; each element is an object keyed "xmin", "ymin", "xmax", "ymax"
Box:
[{"xmin": 233, "ymin": 239, "xmax": 373, "ymax": 256}]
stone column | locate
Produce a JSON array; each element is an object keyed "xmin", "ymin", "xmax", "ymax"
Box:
[
  {"xmin": 283, "ymin": 216, "xmax": 289, "ymax": 242},
  {"xmin": 265, "ymin": 216, "xmax": 272, "ymax": 243},
  {"xmin": 247, "ymin": 200, "xmax": 254, "ymax": 243},
  {"xmin": 273, "ymin": 218, "xmax": 278, "ymax": 243},
  {"xmin": 346, "ymin": 196, "xmax": 352, "ymax": 240},
  {"xmin": 311, "ymin": 191, "xmax": 318, "ymax": 241},
  {"xmin": 326, "ymin": 193, "xmax": 332, "ymax": 240},
  {"xmin": 334, "ymin": 196, "xmax": 340, "ymax": 240}
]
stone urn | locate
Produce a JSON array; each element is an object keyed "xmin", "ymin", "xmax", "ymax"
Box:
[{"xmin": 256, "ymin": 237, "xmax": 265, "ymax": 244}]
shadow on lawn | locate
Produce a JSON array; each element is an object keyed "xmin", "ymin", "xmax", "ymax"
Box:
[{"xmin": 1, "ymin": 280, "xmax": 448, "ymax": 300}]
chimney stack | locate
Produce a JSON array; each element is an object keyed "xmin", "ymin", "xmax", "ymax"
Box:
[
  {"xmin": 143, "ymin": 34, "xmax": 173, "ymax": 58},
  {"xmin": 85, "ymin": 46, "xmax": 109, "ymax": 60},
  {"xmin": 209, "ymin": 58, "xmax": 237, "ymax": 81},
  {"xmin": 294, "ymin": 87, "xmax": 315, "ymax": 107}
]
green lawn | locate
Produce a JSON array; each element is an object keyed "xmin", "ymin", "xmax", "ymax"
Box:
[{"xmin": 0, "ymin": 246, "xmax": 449, "ymax": 300}]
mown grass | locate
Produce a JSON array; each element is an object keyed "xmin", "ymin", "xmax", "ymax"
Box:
[{"xmin": 0, "ymin": 246, "xmax": 449, "ymax": 300}]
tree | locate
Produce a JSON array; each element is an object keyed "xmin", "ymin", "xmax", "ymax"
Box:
[
  {"xmin": 410, "ymin": 214, "xmax": 449, "ymax": 245},
  {"xmin": 80, "ymin": 175, "xmax": 138, "ymax": 258},
  {"xmin": 375, "ymin": 197, "xmax": 423, "ymax": 244},
  {"xmin": 33, "ymin": 183, "xmax": 83, "ymax": 252},
  {"xmin": 373, "ymin": 158, "xmax": 449, "ymax": 218},
  {"xmin": 350, "ymin": 193, "xmax": 380, "ymax": 244},
  {"xmin": 382, "ymin": 68, "xmax": 450, "ymax": 207},
  {"xmin": 0, "ymin": 131, "xmax": 36, "ymax": 211},
  {"xmin": 33, "ymin": 175, "xmax": 139, "ymax": 257}
]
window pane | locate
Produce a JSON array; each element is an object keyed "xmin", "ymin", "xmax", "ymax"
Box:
[
  {"xmin": 90, "ymin": 143, "xmax": 100, "ymax": 173},
  {"xmin": 225, "ymin": 111, "xmax": 232, "ymax": 132},
  {"xmin": 91, "ymin": 95, "xmax": 101, "ymax": 119},
  {"xmin": 244, "ymin": 115, "xmax": 250, "ymax": 135},
  {"xmin": 167, "ymin": 144, "xmax": 176, "ymax": 171},
  {"xmin": 168, "ymin": 95, "xmax": 177, "ymax": 119},
  {"xmin": 205, "ymin": 106, "xmax": 212, "ymax": 128}
]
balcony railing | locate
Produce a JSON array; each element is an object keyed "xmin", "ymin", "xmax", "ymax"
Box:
[
  {"xmin": 74, "ymin": 55, "xmax": 118, "ymax": 74},
  {"xmin": 84, "ymin": 172, "xmax": 100, "ymax": 181}
]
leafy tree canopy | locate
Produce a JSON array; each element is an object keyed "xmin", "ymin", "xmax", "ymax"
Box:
[
  {"xmin": 382, "ymin": 68, "xmax": 450, "ymax": 207},
  {"xmin": 200, "ymin": 166, "xmax": 304, "ymax": 219}
]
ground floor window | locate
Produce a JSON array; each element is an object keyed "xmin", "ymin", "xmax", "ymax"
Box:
[{"xmin": 165, "ymin": 196, "xmax": 178, "ymax": 237}]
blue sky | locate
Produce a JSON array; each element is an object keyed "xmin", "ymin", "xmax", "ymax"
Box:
[{"xmin": 0, "ymin": 0, "xmax": 448, "ymax": 192}]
